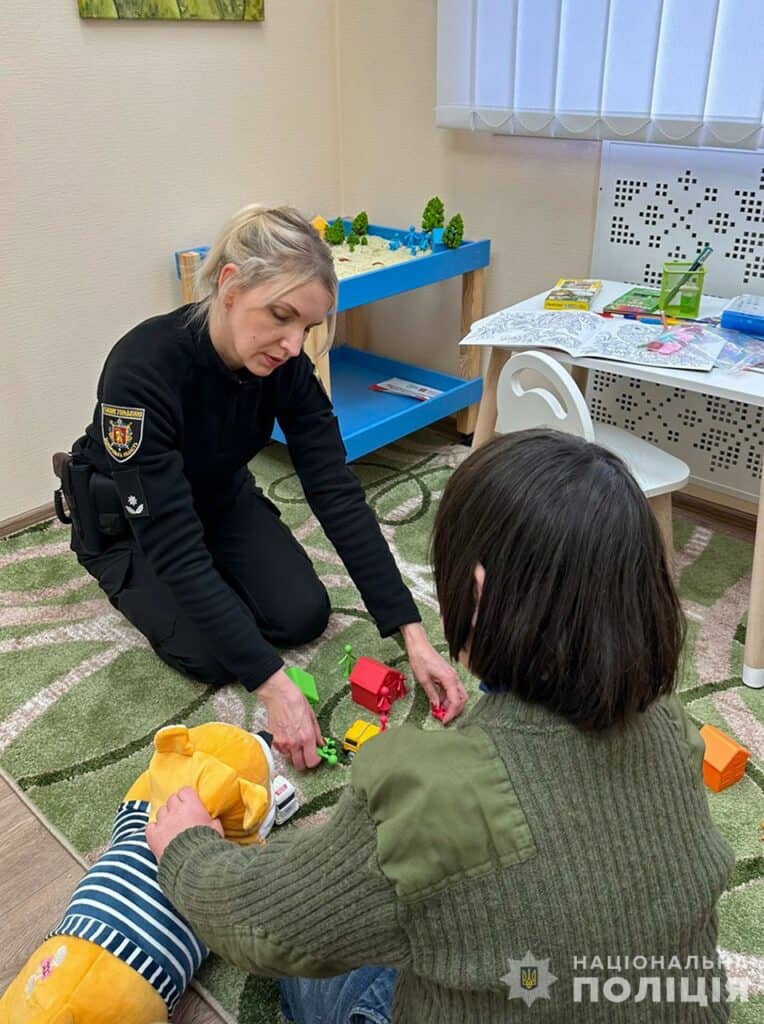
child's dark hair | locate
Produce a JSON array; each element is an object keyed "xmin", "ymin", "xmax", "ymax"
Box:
[{"xmin": 432, "ymin": 430, "xmax": 686, "ymax": 731}]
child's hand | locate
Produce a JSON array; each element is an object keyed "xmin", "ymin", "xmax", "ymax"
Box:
[{"xmin": 146, "ymin": 786, "xmax": 224, "ymax": 862}]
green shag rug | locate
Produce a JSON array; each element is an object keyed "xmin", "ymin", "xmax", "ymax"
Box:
[{"xmin": 0, "ymin": 429, "xmax": 762, "ymax": 1022}]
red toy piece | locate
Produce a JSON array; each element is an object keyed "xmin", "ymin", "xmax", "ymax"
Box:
[
  {"xmin": 431, "ymin": 703, "xmax": 446, "ymax": 722},
  {"xmin": 348, "ymin": 657, "xmax": 407, "ymax": 714},
  {"xmin": 379, "ymin": 713, "xmax": 389, "ymax": 733}
]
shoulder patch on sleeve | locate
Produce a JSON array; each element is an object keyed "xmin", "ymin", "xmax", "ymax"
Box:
[
  {"xmin": 351, "ymin": 724, "xmax": 537, "ymax": 901},
  {"xmin": 102, "ymin": 403, "xmax": 145, "ymax": 463}
]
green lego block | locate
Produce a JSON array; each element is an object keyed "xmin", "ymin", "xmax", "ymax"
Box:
[{"xmin": 285, "ymin": 666, "xmax": 320, "ymax": 706}]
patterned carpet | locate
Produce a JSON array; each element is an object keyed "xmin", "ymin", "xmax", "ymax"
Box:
[{"xmin": 0, "ymin": 429, "xmax": 762, "ymax": 1022}]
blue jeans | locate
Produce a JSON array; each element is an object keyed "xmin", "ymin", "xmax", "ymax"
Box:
[{"xmin": 278, "ymin": 967, "xmax": 396, "ymax": 1024}]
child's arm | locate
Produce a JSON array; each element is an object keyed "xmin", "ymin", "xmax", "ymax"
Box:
[{"xmin": 156, "ymin": 784, "xmax": 411, "ymax": 978}]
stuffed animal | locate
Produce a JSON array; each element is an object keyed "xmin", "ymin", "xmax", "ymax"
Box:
[{"xmin": 0, "ymin": 722, "xmax": 276, "ymax": 1023}]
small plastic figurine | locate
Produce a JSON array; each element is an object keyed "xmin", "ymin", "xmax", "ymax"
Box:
[
  {"xmin": 377, "ymin": 685, "xmax": 391, "ymax": 716},
  {"xmin": 431, "ymin": 703, "xmax": 447, "ymax": 722},
  {"xmin": 338, "ymin": 642, "xmax": 355, "ymax": 678},
  {"xmin": 316, "ymin": 738, "xmax": 339, "ymax": 766}
]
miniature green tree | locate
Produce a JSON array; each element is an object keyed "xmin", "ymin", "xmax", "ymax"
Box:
[
  {"xmin": 351, "ymin": 211, "xmax": 369, "ymax": 236},
  {"xmin": 347, "ymin": 230, "xmax": 360, "ymax": 252},
  {"xmin": 324, "ymin": 217, "xmax": 346, "ymax": 245},
  {"xmin": 360, "ymin": 236, "xmax": 368, "ymax": 245},
  {"xmin": 422, "ymin": 196, "xmax": 445, "ymax": 231},
  {"xmin": 443, "ymin": 213, "xmax": 464, "ymax": 248}
]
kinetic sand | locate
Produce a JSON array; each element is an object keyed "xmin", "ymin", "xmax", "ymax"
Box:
[{"xmin": 331, "ymin": 234, "xmax": 421, "ymax": 280}]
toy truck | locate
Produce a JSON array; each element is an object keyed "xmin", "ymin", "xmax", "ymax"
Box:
[
  {"xmin": 343, "ymin": 719, "xmax": 381, "ymax": 760},
  {"xmin": 273, "ymin": 774, "xmax": 300, "ymax": 825}
]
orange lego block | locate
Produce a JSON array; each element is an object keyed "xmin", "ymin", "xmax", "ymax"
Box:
[{"xmin": 699, "ymin": 724, "xmax": 750, "ymax": 792}]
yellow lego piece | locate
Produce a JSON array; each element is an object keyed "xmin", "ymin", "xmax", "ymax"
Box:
[{"xmin": 311, "ymin": 215, "xmax": 329, "ymax": 235}]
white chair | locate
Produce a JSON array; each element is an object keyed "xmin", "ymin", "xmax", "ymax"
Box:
[{"xmin": 495, "ymin": 351, "xmax": 690, "ymax": 558}]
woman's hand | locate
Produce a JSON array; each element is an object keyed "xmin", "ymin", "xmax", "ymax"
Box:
[
  {"xmin": 258, "ymin": 669, "xmax": 324, "ymax": 770},
  {"xmin": 400, "ymin": 623, "xmax": 468, "ymax": 725},
  {"xmin": 146, "ymin": 787, "xmax": 224, "ymax": 862}
]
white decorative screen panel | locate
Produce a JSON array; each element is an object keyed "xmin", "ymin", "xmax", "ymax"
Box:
[
  {"xmin": 590, "ymin": 142, "xmax": 764, "ymax": 505},
  {"xmin": 589, "ymin": 374, "xmax": 763, "ymax": 505},
  {"xmin": 592, "ymin": 143, "xmax": 764, "ymax": 296}
]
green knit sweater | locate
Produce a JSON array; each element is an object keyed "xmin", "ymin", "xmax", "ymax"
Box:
[{"xmin": 158, "ymin": 693, "xmax": 735, "ymax": 1021}]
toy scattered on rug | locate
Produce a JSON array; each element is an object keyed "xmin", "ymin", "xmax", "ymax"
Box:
[
  {"xmin": 316, "ymin": 737, "xmax": 340, "ymax": 766},
  {"xmin": 431, "ymin": 703, "xmax": 447, "ymax": 722},
  {"xmin": 338, "ymin": 642, "xmax": 355, "ymax": 679},
  {"xmin": 0, "ymin": 722, "xmax": 277, "ymax": 1024},
  {"xmin": 349, "ymin": 656, "xmax": 407, "ymax": 733},
  {"xmin": 343, "ymin": 719, "xmax": 381, "ymax": 760},
  {"xmin": 285, "ymin": 665, "xmax": 320, "ymax": 706},
  {"xmin": 699, "ymin": 724, "xmax": 750, "ymax": 792}
]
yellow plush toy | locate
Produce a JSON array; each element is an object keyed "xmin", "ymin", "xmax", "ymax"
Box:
[{"xmin": 0, "ymin": 723, "xmax": 275, "ymax": 1023}]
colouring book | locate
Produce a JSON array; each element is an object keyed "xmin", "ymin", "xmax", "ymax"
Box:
[{"xmin": 461, "ymin": 310, "xmax": 724, "ymax": 372}]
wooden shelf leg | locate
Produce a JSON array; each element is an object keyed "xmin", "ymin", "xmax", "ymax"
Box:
[
  {"xmin": 305, "ymin": 321, "xmax": 331, "ymax": 398},
  {"xmin": 179, "ymin": 251, "xmax": 202, "ymax": 304},
  {"xmin": 743, "ymin": 468, "xmax": 764, "ymax": 688},
  {"xmin": 344, "ymin": 307, "xmax": 369, "ymax": 350},
  {"xmin": 457, "ymin": 268, "xmax": 486, "ymax": 436}
]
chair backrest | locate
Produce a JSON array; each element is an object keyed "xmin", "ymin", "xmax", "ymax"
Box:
[{"xmin": 496, "ymin": 351, "xmax": 595, "ymax": 441}]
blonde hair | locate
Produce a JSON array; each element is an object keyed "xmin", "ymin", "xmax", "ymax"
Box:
[{"xmin": 189, "ymin": 205, "xmax": 338, "ymax": 349}]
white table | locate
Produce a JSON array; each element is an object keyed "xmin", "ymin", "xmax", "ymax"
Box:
[{"xmin": 468, "ymin": 280, "xmax": 764, "ymax": 689}]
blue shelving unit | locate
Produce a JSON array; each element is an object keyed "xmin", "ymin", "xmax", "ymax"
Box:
[
  {"xmin": 272, "ymin": 346, "xmax": 484, "ymax": 462},
  {"xmin": 175, "ymin": 222, "xmax": 490, "ymax": 461}
]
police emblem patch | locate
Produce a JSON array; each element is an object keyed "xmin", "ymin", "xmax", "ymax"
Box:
[{"xmin": 101, "ymin": 404, "xmax": 145, "ymax": 463}]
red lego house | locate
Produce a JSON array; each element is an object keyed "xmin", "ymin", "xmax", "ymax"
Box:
[{"xmin": 349, "ymin": 657, "xmax": 407, "ymax": 714}]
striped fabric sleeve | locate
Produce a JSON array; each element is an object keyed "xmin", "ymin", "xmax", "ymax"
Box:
[{"xmin": 49, "ymin": 800, "xmax": 207, "ymax": 1014}]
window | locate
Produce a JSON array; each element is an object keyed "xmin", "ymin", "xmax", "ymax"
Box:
[{"xmin": 436, "ymin": 0, "xmax": 764, "ymax": 149}]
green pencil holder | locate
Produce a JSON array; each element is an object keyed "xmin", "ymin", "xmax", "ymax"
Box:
[{"xmin": 659, "ymin": 261, "xmax": 705, "ymax": 318}]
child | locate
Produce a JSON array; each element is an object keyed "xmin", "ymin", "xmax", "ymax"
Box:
[{"xmin": 148, "ymin": 429, "xmax": 735, "ymax": 1022}]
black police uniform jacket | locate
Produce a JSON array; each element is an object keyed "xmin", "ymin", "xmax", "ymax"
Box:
[{"xmin": 73, "ymin": 305, "xmax": 420, "ymax": 689}]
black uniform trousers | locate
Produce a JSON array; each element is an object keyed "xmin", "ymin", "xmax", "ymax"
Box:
[{"xmin": 74, "ymin": 478, "xmax": 331, "ymax": 686}]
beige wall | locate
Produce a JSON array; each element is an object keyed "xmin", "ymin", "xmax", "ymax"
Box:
[
  {"xmin": 2, "ymin": 0, "xmax": 601, "ymax": 523},
  {"xmin": 1, "ymin": 0, "xmax": 340, "ymax": 523},
  {"xmin": 335, "ymin": 0, "xmax": 602, "ymax": 378}
]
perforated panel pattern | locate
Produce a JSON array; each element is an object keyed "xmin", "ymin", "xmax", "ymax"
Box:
[
  {"xmin": 589, "ymin": 143, "xmax": 764, "ymax": 504},
  {"xmin": 593, "ymin": 143, "xmax": 764, "ymax": 293}
]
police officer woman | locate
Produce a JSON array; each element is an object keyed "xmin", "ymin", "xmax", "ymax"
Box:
[{"xmin": 67, "ymin": 206, "xmax": 467, "ymax": 769}]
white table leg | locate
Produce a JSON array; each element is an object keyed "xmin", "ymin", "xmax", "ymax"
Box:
[{"xmin": 743, "ymin": 466, "xmax": 764, "ymax": 688}]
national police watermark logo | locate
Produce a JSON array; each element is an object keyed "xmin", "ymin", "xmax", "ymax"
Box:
[
  {"xmin": 101, "ymin": 404, "xmax": 145, "ymax": 463},
  {"xmin": 501, "ymin": 951, "xmax": 558, "ymax": 1007}
]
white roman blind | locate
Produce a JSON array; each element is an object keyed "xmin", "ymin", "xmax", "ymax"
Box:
[{"xmin": 436, "ymin": 0, "xmax": 764, "ymax": 149}]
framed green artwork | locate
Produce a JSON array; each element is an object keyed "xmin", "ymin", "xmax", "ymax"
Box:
[{"xmin": 78, "ymin": 1, "xmax": 265, "ymax": 20}]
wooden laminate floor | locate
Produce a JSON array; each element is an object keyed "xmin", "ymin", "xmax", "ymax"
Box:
[{"xmin": 0, "ymin": 773, "xmax": 229, "ymax": 1022}]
